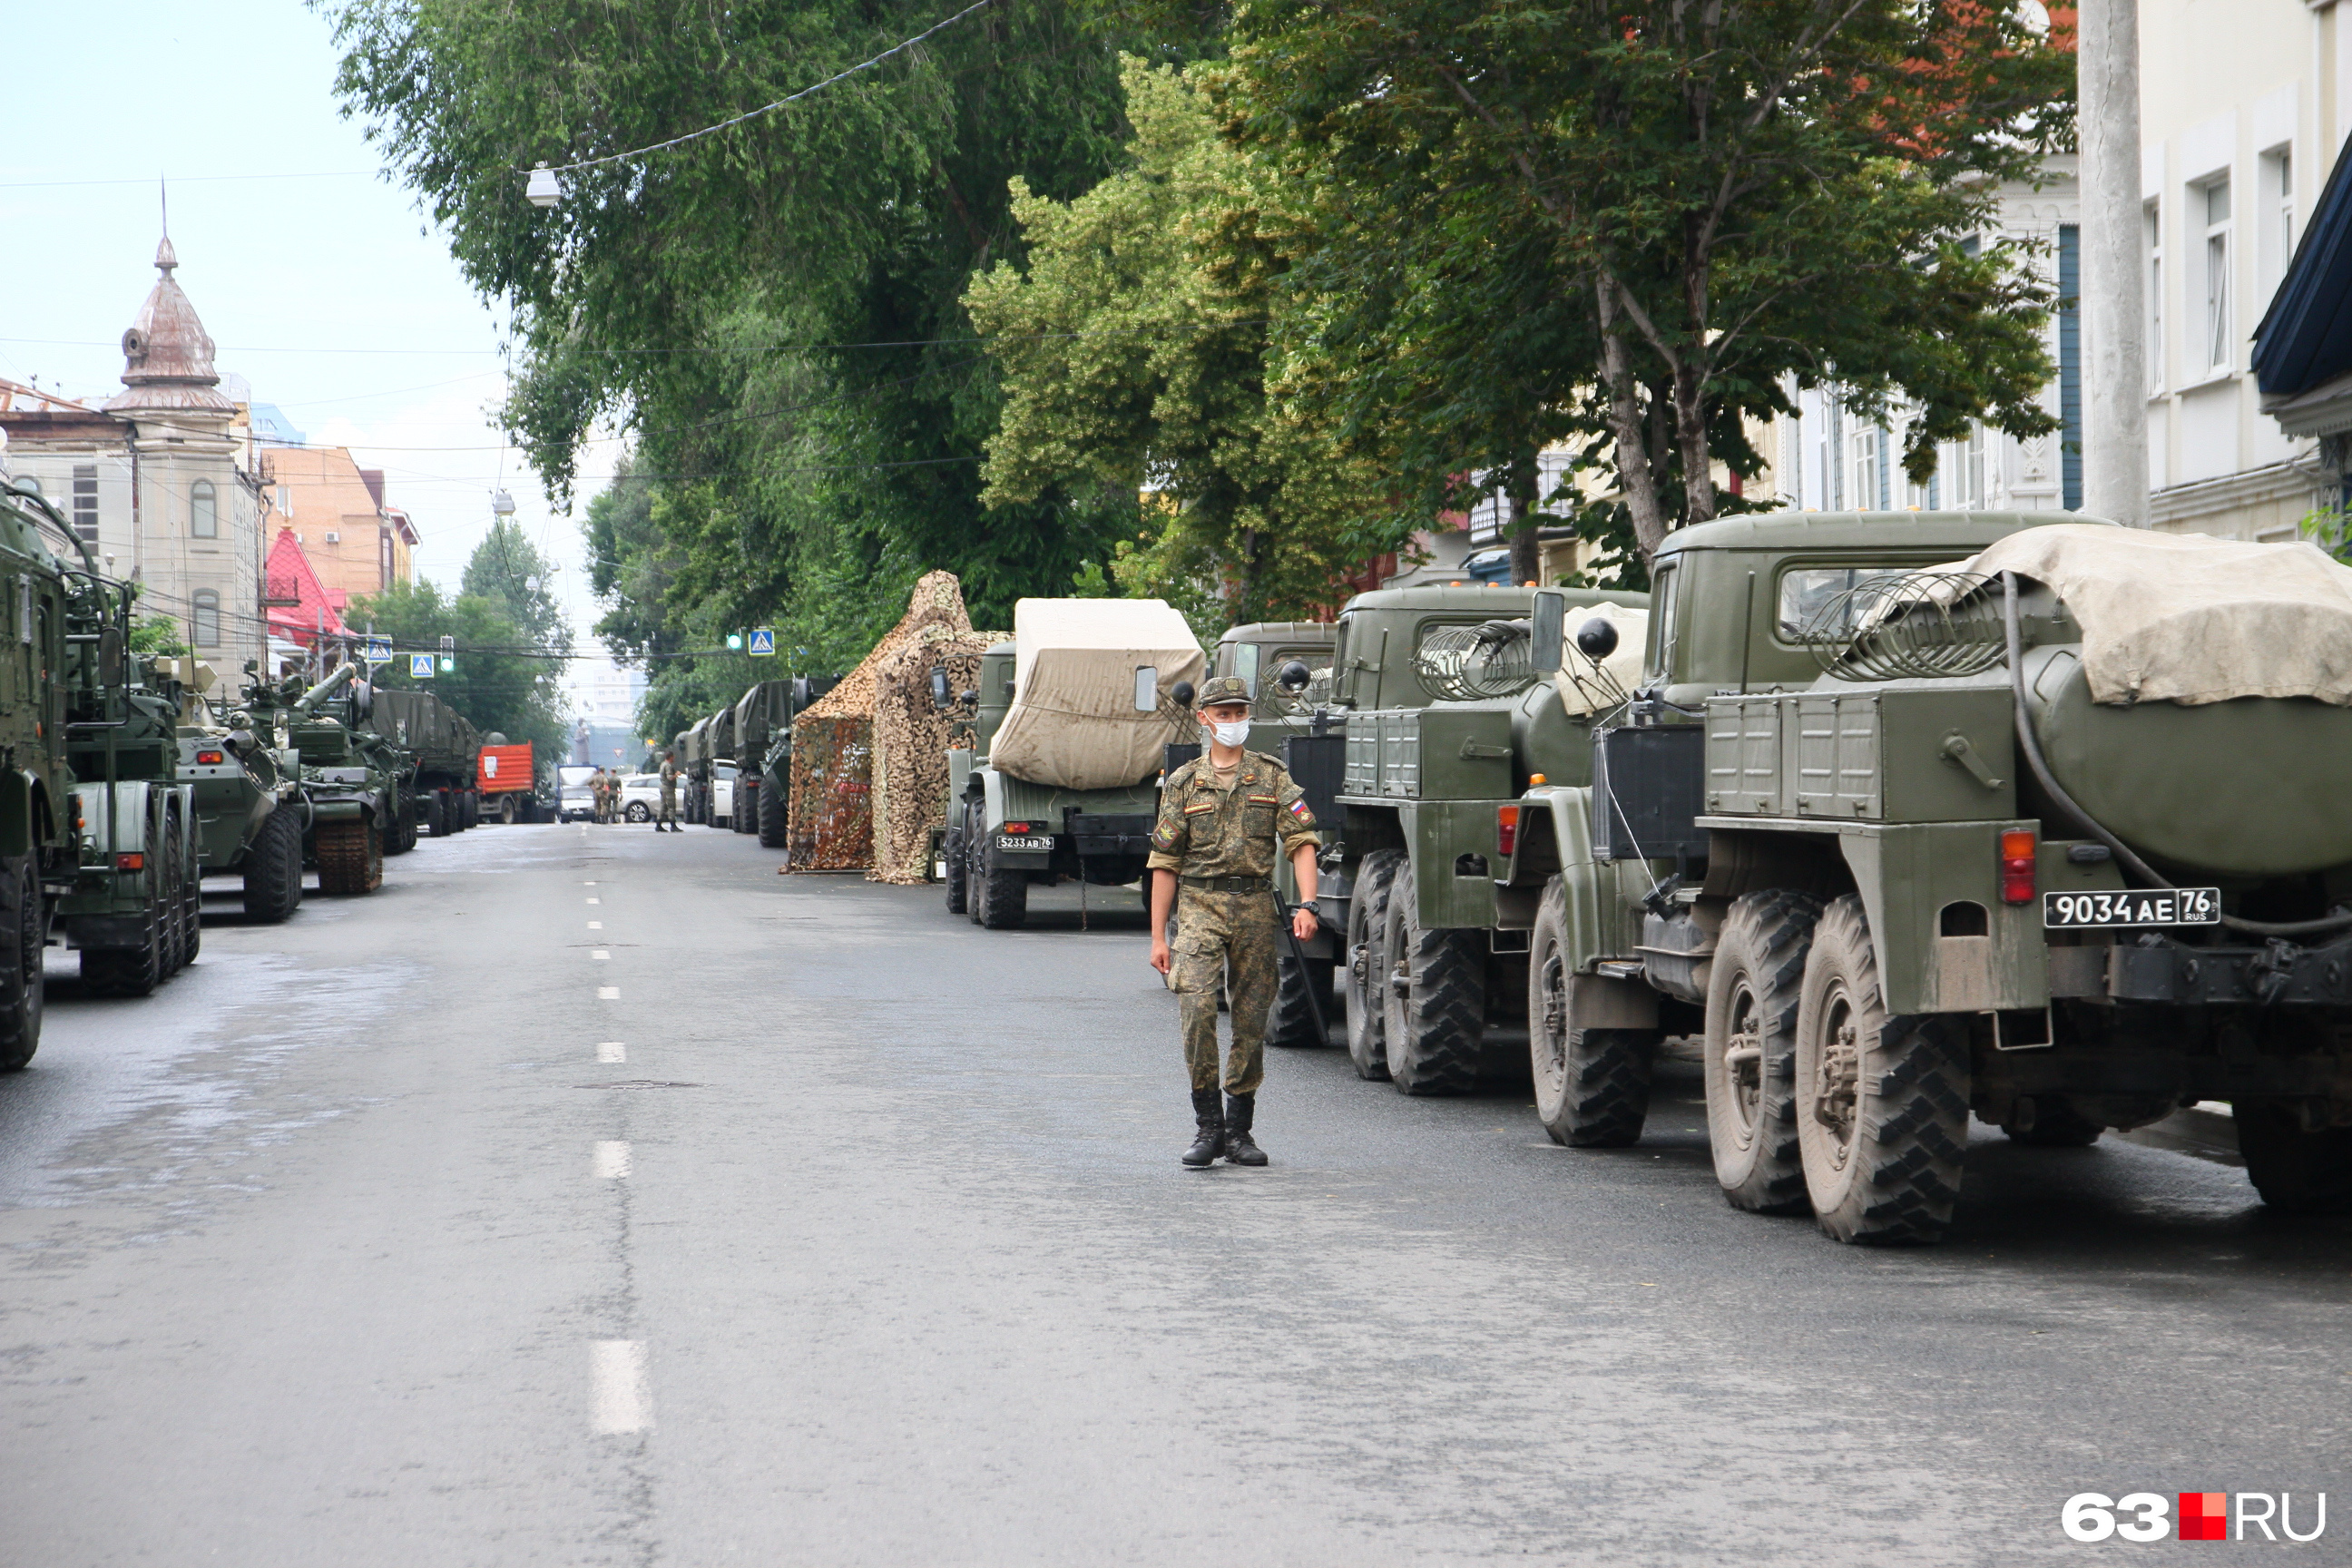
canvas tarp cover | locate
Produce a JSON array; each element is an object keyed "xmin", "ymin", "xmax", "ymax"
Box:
[
  {"xmin": 986, "ymin": 599, "xmax": 1207, "ymax": 790},
  {"xmin": 1958, "ymin": 524, "xmax": 2352, "ymax": 706}
]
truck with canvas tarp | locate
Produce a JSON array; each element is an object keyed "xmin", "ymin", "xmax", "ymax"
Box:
[
  {"xmin": 1498, "ymin": 511, "xmax": 2352, "ymax": 1244},
  {"xmin": 366, "ymin": 687, "xmax": 478, "ymax": 837},
  {"xmin": 946, "ymin": 598, "xmax": 1205, "ymax": 929}
]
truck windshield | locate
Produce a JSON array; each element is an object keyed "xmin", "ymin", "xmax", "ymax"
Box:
[
  {"xmin": 1776, "ymin": 566, "xmax": 1914, "ymax": 641},
  {"xmin": 557, "ymin": 766, "xmax": 593, "ymax": 788}
]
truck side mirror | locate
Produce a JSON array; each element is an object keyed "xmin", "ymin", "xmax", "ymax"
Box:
[
  {"xmin": 1171, "ymin": 681, "xmax": 1195, "ymax": 709},
  {"xmin": 1529, "ymin": 590, "xmax": 1565, "ymax": 672},
  {"xmin": 98, "ymin": 625, "xmax": 124, "ymax": 686},
  {"xmin": 1575, "ymin": 616, "xmax": 1621, "ymax": 662},
  {"xmin": 1276, "ymin": 660, "xmax": 1311, "ymax": 692},
  {"xmin": 929, "ymin": 665, "xmax": 951, "ymax": 711}
]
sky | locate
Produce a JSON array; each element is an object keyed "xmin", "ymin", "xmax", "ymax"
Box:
[{"xmin": 0, "ymin": 0, "xmax": 626, "ymax": 695}]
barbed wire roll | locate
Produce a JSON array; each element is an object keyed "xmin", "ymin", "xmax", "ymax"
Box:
[
  {"xmin": 1413, "ymin": 619, "xmax": 1538, "ymax": 701},
  {"xmin": 1798, "ymin": 571, "xmax": 2007, "ymax": 681}
]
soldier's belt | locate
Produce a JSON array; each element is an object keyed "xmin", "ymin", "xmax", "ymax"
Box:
[{"xmin": 1180, "ymin": 875, "xmax": 1271, "ymax": 893}]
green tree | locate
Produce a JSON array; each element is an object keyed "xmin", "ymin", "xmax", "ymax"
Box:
[
  {"xmin": 324, "ymin": 0, "xmax": 1184, "ymax": 644},
  {"xmin": 1219, "ymin": 0, "xmax": 2074, "ymax": 560},
  {"xmin": 462, "ymin": 519, "xmax": 571, "ymax": 658},
  {"xmin": 967, "ymin": 58, "xmax": 1400, "ymax": 627}
]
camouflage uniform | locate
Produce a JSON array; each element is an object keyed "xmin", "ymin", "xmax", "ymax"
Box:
[
  {"xmin": 658, "ymin": 758, "xmax": 681, "ymax": 828},
  {"xmin": 1146, "ymin": 750, "xmax": 1323, "ymax": 1095}
]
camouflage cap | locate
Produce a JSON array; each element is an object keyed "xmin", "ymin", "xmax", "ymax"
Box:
[{"xmin": 1196, "ymin": 674, "xmax": 1253, "ymax": 709}]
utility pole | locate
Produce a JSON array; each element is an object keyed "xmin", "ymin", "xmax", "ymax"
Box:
[{"xmin": 2079, "ymin": 0, "xmax": 2150, "ymax": 527}]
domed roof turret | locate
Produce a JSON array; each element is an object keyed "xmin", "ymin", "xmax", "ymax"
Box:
[{"xmin": 104, "ymin": 235, "xmax": 234, "ymax": 416}]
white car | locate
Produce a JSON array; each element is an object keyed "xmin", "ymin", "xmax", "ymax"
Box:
[
  {"xmin": 619, "ymin": 774, "xmax": 664, "ymax": 822},
  {"xmin": 710, "ymin": 762, "xmax": 738, "ymax": 828},
  {"xmin": 557, "ymin": 764, "xmax": 597, "ymax": 823}
]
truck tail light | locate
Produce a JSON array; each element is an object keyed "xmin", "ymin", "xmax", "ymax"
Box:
[
  {"xmin": 1496, "ymin": 804, "xmax": 1519, "ymax": 857},
  {"xmin": 114, "ymin": 852, "xmax": 144, "ymax": 872},
  {"xmin": 1999, "ymin": 829, "xmax": 2036, "ymax": 905},
  {"xmin": 1003, "ymin": 821, "xmax": 1031, "ymax": 834},
  {"xmin": 195, "ymin": 750, "xmax": 224, "ymax": 766}
]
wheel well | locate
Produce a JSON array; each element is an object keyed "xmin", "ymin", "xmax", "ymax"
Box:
[{"xmin": 1699, "ymin": 829, "xmax": 1854, "ymax": 901}]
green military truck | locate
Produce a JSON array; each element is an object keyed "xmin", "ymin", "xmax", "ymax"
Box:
[
  {"xmin": 1497, "ymin": 510, "xmax": 2352, "ymax": 1243},
  {"xmin": 678, "ymin": 718, "xmax": 711, "ymax": 824},
  {"xmin": 740, "ymin": 676, "xmax": 840, "ymax": 848},
  {"xmin": 1312, "ymin": 584, "xmax": 1647, "ymax": 1086},
  {"xmin": 55, "ymin": 584, "xmax": 204, "ymax": 995},
  {"xmin": 283, "ymin": 664, "xmax": 398, "ymax": 896},
  {"xmin": 0, "ymin": 478, "xmax": 114, "ymax": 1051},
  {"xmin": 946, "ymin": 598, "xmax": 1205, "ymax": 930},
  {"xmin": 175, "ymin": 659, "xmax": 306, "ymax": 924},
  {"xmin": 368, "ymin": 687, "xmax": 477, "ymax": 838}
]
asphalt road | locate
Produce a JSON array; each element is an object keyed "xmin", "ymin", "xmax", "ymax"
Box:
[{"xmin": 0, "ymin": 821, "xmax": 2344, "ymax": 1565}]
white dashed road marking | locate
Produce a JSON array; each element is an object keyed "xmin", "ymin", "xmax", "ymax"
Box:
[
  {"xmin": 587, "ymin": 921, "xmax": 603, "ymax": 930},
  {"xmin": 587, "ymin": 897, "xmax": 600, "ymax": 906},
  {"xmin": 593, "ymin": 950, "xmax": 611, "ymax": 961},
  {"xmin": 592, "ymin": 1341, "xmax": 651, "ymax": 1434},
  {"xmin": 593, "ymin": 1142, "xmax": 632, "ymax": 1179},
  {"xmin": 598, "ymin": 987, "xmax": 619, "ymax": 1001},
  {"xmin": 597, "ymin": 1042, "xmax": 626, "ymax": 1063}
]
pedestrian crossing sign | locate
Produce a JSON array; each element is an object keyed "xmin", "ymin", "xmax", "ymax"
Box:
[
  {"xmin": 749, "ymin": 628, "xmax": 776, "ymax": 657},
  {"xmin": 409, "ymin": 653, "xmax": 436, "ymax": 679},
  {"xmin": 363, "ymin": 636, "xmax": 392, "ymax": 664}
]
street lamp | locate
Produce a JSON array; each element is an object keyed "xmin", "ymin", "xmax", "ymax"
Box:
[
  {"xmin": 492, "ymin": 489, "xmax": 517, "ymax": 516},
  {"xmin": 525, "ymin": 164, "xmax": 561, "ymax": 208}
]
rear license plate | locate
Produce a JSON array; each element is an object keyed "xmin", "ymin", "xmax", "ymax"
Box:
[
  {"xmin": 2043, "ymin": 888, "xmax": 2220, "ymax": 928},
  {"xmin": 995, "ymin": 835, "xmax": 1053, "ymax": 852}
]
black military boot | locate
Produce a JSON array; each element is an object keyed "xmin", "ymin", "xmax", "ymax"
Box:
[
  {"xmin": 1223, "ymin": 1093, "xmax": 1268, "ymax": 1166},
  {"xmin": 1181, "ymin": 1089, "xmax": 1225, "ymax": 1168}
]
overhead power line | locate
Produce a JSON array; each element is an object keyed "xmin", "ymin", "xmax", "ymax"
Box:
[{"xmin": 525, "ymin": 0, "xmax": 996, "ymax": 179}]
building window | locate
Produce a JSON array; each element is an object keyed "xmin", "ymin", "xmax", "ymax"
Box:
[
  {"xmin": 71, "ymin": 466, "xmax": 98, "ymax": 544},
  {"xmin": 2260, "ymin": 146, "xmax": 2294, "ymax": 295},
  {"xmin": 275, "ymin": 485, "xmax": 291, "ymax": 516},
  {"xmin": 191, "ymin": 478, "xmax": 218, "ymax": 539},
  {"xmin": 2145, "ymin": 200, "xmax": 2163, "ymax": 391},
  {"xmin": 1849, "ymin": 425, "xmax": 1879, "ymax": 513},
  {"xmin": 191, "ymin": 590, "xmax": 220, "ymax": 649},
  {"xmin": 380, "ymin": 528, "xmax": 393, "ymax": 590},
  {"xmin": 2200, "ymin": 176, "xmax": 2232, "ymax": 372}
]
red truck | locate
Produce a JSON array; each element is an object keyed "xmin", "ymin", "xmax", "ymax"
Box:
[{"xmin": 478, "ymin": 743, "xmax": 541, "ymax": 825}]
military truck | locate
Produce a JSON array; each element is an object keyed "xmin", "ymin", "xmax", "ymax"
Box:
[
  {"xmin": 368, "ymin": 687, "xmax": 478, "ymax": 837},
  {"xmin": 678, "ymin": 719, "xmax": 711, "ymax": 824},
  {"xmin": 945, "ymin": 599, "xmax": 1205, "ymax": 929},
  {"xmin": 0, "ymin": 476, "xmax": 113, "ymax": 1050},
  {"xmin": 1496, "ymin": 510, "xmax": 2352, "ymax": 1242},
  {"xmin": 738, "ymin": 676, "xmax": 840, "ymax": 848},
  {"xmin": 1298, "ymin": 584, "xmax": 1647, "ymax": 1083},
  {"xmin": 704, "ymin": 703, "xmax": 738, "ymax": 828},
  {"xmin": 175, "ymin": 660, "xmax": 306, "ymax": 924},
  {"xmin": 282, "ymin": 663, "xmax": 397, "ymax": 895}
]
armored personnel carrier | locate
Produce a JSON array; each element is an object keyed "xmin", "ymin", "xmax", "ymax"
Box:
[
  {"xmin": 283, "ymin": 663, "xmax": 397, "ymax": 895},
  {"xmin": 175, "ymin": 659, "xmax": 306, "ymax": 924}
]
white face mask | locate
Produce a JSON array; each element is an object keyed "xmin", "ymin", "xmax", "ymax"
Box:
[{"xmin": 1208, "ymin": 720, "xmax": 1250, "ymax": 748}]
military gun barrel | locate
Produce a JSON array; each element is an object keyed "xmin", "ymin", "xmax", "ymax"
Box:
[{"xmin": 296, "ymin": 662, "xmax": 361, "ymax": 715}]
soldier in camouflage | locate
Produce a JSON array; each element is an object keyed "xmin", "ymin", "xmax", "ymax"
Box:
[
  {"xmin": 656, "ymin": 750, "xmax": 682, "ymax": 833},
  {"xmin": 1147, "ymin": 674, "xmax": 1322, "ymax": 1168}
]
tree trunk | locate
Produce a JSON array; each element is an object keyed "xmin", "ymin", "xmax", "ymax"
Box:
[
  {"xmin": 1507, "ymin": 449, "xmax": 1541, "ymax": 585},
  {"xmin": 1673, "ymin": 359, "xmax": 1716, "ymax": 524},
  {"xmin": 1596, "ymin": 283, "xmax": 1671, "ymax": 562}
]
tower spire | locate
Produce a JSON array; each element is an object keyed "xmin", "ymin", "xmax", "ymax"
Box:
[{"xmin": 155, "ymin": 176, "xmax": 176, "ymax": 275}]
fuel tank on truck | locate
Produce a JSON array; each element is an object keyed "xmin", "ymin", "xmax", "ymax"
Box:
[{"xmin": 2024, "ymin": 645, "xmax": 2352, "ymax": 877}]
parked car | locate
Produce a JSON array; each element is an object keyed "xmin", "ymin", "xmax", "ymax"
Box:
[
  {"xmin": 556, "ymin": 764, "xmax": 596, "ymax": 823},
  {"xmin": 619, "ymin": 773, "xmax": 663, "ymax": 822},
  {"xmin": 710, "ymin": 761, "xmax": 738, "ymax": 828}
]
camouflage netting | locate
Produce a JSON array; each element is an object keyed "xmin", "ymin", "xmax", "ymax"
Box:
[
  {"xmin": 787, "ymin": 570, "xmax": 972, "ymax": 870},
  {"xmin": 870, "ymin": 625, "xmax": 1006, "ymax": 885}
]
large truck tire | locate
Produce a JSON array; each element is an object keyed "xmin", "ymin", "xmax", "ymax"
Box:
[
  {"xmin": 1267, "ymin": 955, "xmax": 1335, "ymax": 1047},
  {"xmin": 1794, "ymin": 895, "xmax": 1969, "ymax": 1245},
  {"xmin": 1530, "ymin": 874, "xmax": 1660, "ymax": 1148},
  {"xmin": 2235, "ymin": 1101, "xmax": 2352, "ymax": 1213},
  {"xmin": 757, "ymin": 773, "xmax": 789, "ymax": 848},
  {"xmin": 241, "ymin": 808, "xmax": 302, "ymax": 923},
  {"xmin": 964, "ymin": 814, "xmax": 985, "ymax": 926},
  {"xmin": 82, "ymin": 895, "xmax": 163, "ymax": 998},
  {"xmin": 733, "ymin": 779, "xmax": 757, "ymax": 833},
  {"xmin": 978, "ymin": 859, "xmax": 1028, "ymax": 930},
  {"xmin": 317, "ymin": 818, "xmax": 384, "ymax": 896},
  {"xmin": 944, "ymin": 822, "xmax": 969, "ymax": 916},
  {"xmin": 1701, "ymin": 889, "xmax": 1823, "ymax": 1209},
  {"xmin": 1344, "ymin": 849, "xmax": 1405, "ymax": 1080},
  {"xmin": 159, "ymin": 816, "xmax": 188, "ymax": 978},
  {"xmin": 176, "ymin": 815, "xmax": 201, "ymax": 967},
  {"xmin": 0, "ymin": 857, "xmax": 44, "ymax": 1070},
  {"xmin": 1378, "ymin": 858, "xmax": 1487, "ymax": 1095},
  {"xmin": 426, "ymin": 789, "xmax": 448, "ymax": 838}
]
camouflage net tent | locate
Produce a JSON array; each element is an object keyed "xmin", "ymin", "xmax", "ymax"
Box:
[
  {"xmin": 869, "ymin": 624, "xmax": 1005, "ymax": 885},
  {"xmin": 787, "ymin": 571, "xmax": 973, "ymax": 870}
]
